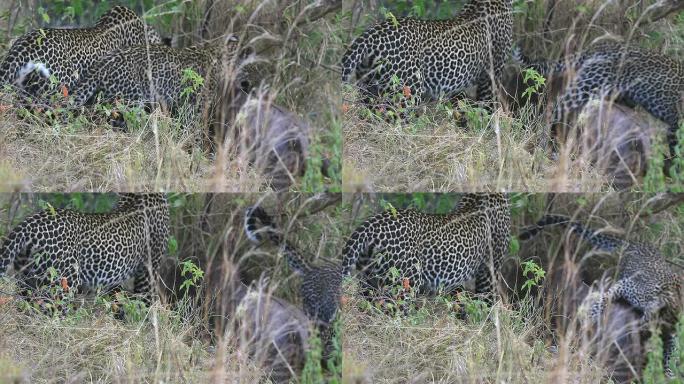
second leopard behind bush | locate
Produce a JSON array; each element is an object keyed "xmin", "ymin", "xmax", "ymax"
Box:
[{"xmin": 70, "ymin": 35, "xmax": 248, "ymax": 120}]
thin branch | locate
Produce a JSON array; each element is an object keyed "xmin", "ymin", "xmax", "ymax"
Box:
[
  {"xmin": 637, "ymin": 0, "xmax": 684, "ymax": 26},
  {"xmin": 639, "ymin": 193, "xmax": 684, "ymax": 217},
  {"xmin": 293, "ymin": 0, "xmax": 342, "ymax": 28},
  {"xmin": 294, "ymin": 193, "xmax": 342, "ymax": 217},
  {"xmin": 543, "ymin": 0, "xmax": 557, "ymax": 39}
]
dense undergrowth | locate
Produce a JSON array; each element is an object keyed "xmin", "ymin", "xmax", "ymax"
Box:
[
  {"xmin": 0, "ymin": 193, "xmax": 683, "ymax": 382},
  {"xmin": 0, "ymin": 193, "xmax": 346, "ymax": 383},
  {"xmin": 341, "ymin": 192, "xmax": 684, "ymax": 383},
  {"xmin": 0, "ymin": 0, "xmax": 343, "ymax": 192},
  {"xmin": 343, "ymin": 0, "xmax": 684, "ymax": 192}
]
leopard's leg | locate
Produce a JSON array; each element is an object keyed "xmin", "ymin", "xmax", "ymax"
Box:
[
  {"xmin": 590, "ymin": 280, "xmax": 625, "ymax": 324},
  {"xmin": 319, "ymin": 321, "xmax": 341, "ymax": 370},
  {"xmin": 475, "ymin": 70, "xmax": 495, "ymax": 107},
  {"xmin": 474, "ymin": 260, "xmax": 496, "ymax": 304},
  {"xmin": 662, "ymin": 326, "xmax": 677, "ymax": 378},
  {"xmin": 133, "ymin": 260, "xmax": 158, "ymax": 307},
  {"xmin": 661, "ymin": 115, "xmax": 681, "ymax": 175},
  {"xmin": 474, "ymin": 217, "xmax": 503, "ymax": 303},
  {"xmin": 548, "ymin": 82, "xmax": 599, "ymax": 154},
  {"xmin": 640, "ymin": 297, "xmax": 667, "ymax": 324},
  {"xmin": 551, "ymin": 62, "xmax": 617, "ymax": 150},
  {"xmin": 622, "ymin": 86, "xmax": 681, "ymax": 173}
]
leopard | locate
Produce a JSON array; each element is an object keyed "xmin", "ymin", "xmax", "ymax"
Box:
[
  {"xmin": 341, "ymin": 0, "xmax": 513, "ymax": 113},
  {"xmin": 244, "ymin": 205, "xmax": 342, "ymax": 362},
  {"xmin": 342, "ymin": 193, "xmax": 511, "ymax": 304},
  {"xmin": 0, "ymin": 193, "xmax": 170, "ymax": 307},
  {"xmin": 0, "ymin": 6, "xmax": 162, "ymax": 99},
  {"xmin": 69, "ymin": 34, "xmax": 246, "ymax": 123},
  {"xmin": 518, "ymin": 214, "xmax": 683, "ymax": 377},
  {"xmin": 516, "ymin": 41, "xmax": 684, "ymax": 167}
]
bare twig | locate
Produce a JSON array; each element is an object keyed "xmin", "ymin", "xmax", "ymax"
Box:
[
  {"xmin": 293, "ymin": 193, "xmax": 341, "ymax": 218},
  {"xmin": 637, "ymin": 0, "xmax": 684, "ymax": 26},
  {"xmin": 293, "ymin": 0, "xmax": 342, "ymax": 28},
  {"xmin": 640, "ymin": 193, "xmax": 684, "ymax": 217}
]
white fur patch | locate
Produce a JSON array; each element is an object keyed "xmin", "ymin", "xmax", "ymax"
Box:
[{"xmin": 16, "ymin": 61, "xmax": 51, "ymax": 85}]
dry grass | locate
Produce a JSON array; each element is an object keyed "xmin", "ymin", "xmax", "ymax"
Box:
[
  {"xmin": 0, "ymin": 104, "xmax": 271, "ymax": 192},
  {"xmin": 0, "ymin": 279, "xmax": 305, "ymax": 383},
  {"xmin": 342, "ymin": 97, "xmax": 615, "ymax": 192},
  {"xmin": 341, "ymin": 290, "xmax": 606, "ymax": 384},
  {"xmin": 0, "ymin": 1, "xmax": 344, "ymax": 193},
  {"xmin": 0, "ymin": 192, "xmax": 350, "ymax": 383},
  {"xmin": 342, "ymin": 0, "xmax": 684, "ymax": 193},
  {"xmin": 340, "ymin": 193, "xmax": 684, "ymax": 383},
  {"xmin": 0, "ymin": 281, "xmax": 220, "ymax": 383}
]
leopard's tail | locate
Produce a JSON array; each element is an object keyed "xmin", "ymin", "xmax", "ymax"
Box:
[
  {"xmin": 518, "ymin": 214, "xmax": 625, "ymax": 251},
  {"xmin": 244, "ymin": 206, "xmax": 310, "ymax": 274},
  {"xmin": 512, "ymin": 45, "xmax": 565, "ymax": 76},
  {"xmin": 340, "ymin": 36, "xmax": 366, "ymax": 83},
  {"xmin": 0, "ymin": 220, "xmax": 32, "ymax": 275}
]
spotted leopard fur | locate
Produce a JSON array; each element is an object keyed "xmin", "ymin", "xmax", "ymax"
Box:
[
  {"xmin": 341, "ymin": 0, "xmax": 512, "ymax": 109},
  {"xmin": 244, "ymin": 206, "xmax": 342, "ymax": 362},
  {"xmin": 70, "ymin": 35, "xmax": 244, "ymax": 116},
  {"xmin": 0, "ymin": 6, "xmax": 161, "ymax": 98},
  {"xmin": 244, "ymin": 206, "xmax": 341, "ymax": 325},
  {"xmin": 0, "ymin": 193, "xmax": 170, "ymax": 305},
  {"xmin": 342, "ymin": 194, "xmax": 510, "ymax": 300},
  {"xmin": 519, "ymin": 214, "xmax": 682, "ymax": 377},
  {"xmin": 518, "ymin": 42, "xmax": 684, "ymax": 162}
]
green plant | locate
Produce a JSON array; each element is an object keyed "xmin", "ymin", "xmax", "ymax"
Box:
[
  {"xmin": 180, "ymin": 68, "xmax": 204, "ymax": 99},
  {"xmin": 380, "ymin": 200, "xmax": 398, "ymax": 218},
  {"xmin": 458, "ymin": 99, "xmax": 491, "ymax": 132},
  {"xmin": 380, "ymin": 0, "xmax": 460, "ymax": 19},
  {"xmin": 521, "ymin": 67, "xmax": 545, "ymax": 102},
  {"xmin": 520, "ymin": 260, "xmax": 545, "ymax": 297},
  {"xmin": 25, "ymin": 266, "xmax": 76, "ymax": 317},
  {"xmin": 643, "ymin": 314, "xmax": 684, "ymax": 382},
  {"xmin": 168, "ymin": 235, "xmax": 179, "ymax": 256},
  {"xmin": 179, "ymin": 259, "xmax": 204, "ymax": 298},
  {"xmin": 456, "ymin": 291, "xmax": 489, "ymax": 323},
  {"xmin": 642, "ymin": 122, "xmax": 684, "ymax": 192},
  {"xmin": 383, "ymin": 9, "xmax": 400, "ymax": 28},
  {"xmin": 509, "ymin": 236, "xmax": 520, "ymax": 255},
  {"xmin": 643, "ymin": 328, "xmax": 668, "ymax": 383},
  {"xmin": 117, "ymin": 103, "xmax": 147, "ymax": 132},
  {"xmin": 38, "ymin": 200, "xmax": 57, "ymax": 216},
  {"xmin": 115, "ymin": 293, "xmax": 148, "ymax": 323}
]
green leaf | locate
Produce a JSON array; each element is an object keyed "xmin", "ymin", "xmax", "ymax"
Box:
[
  {"xmin": 44, "ymin": 201, "xmax": 56, "ymax": 216},
  {"xmin": 384, "ymin": 11, "xmax": 399, "ymax": 28},
  {"xmin": 40, "ymin": 8, "xmax": 50, "ymax": 24},
  {"xmin": 168, "ymin": 236, "xmax": 178, "ymax": 256},
  {"xmin": 509, "ymin": 237, "xmax": 520, "ymax": 255}
]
